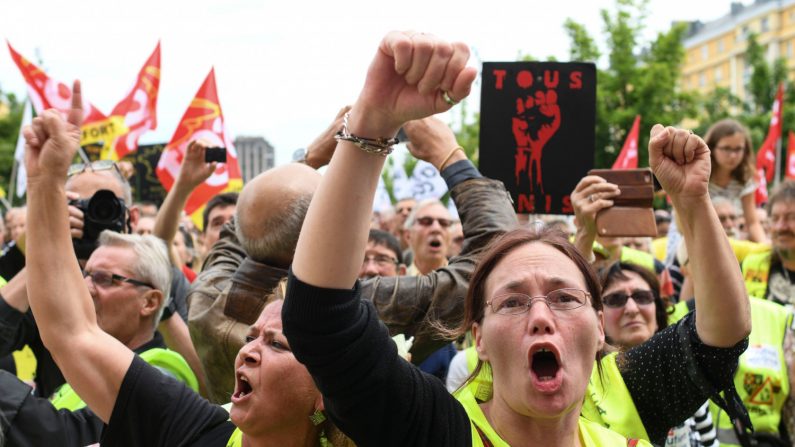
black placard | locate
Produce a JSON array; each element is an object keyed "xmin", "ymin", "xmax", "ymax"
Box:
[{"xmin": 479, "ymin": 62, "xmax": 596, "ymax": 214}]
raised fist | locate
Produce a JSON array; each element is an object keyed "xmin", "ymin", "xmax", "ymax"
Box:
[{"xmin": 648, "ymin": 124, "xmax": 710, "ymax": 200}]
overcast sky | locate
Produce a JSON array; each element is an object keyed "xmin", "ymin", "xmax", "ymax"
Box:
[{"xmin": 0, "ymin": 0, "xmax": 727, "ymax": 165}]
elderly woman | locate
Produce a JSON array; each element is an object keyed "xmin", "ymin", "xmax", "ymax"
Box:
[
  {"xmin": 283, "ymin": 31, "xmax": 751, "ymax": 447},
  {"xmin": 21, "ymin": 83, "xmax": 351, "ymax": 446}
]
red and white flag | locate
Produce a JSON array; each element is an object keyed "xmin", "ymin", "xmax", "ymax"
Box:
[
  {"xmin": 756, "ymin": 83, "xmax": 784, "ymax": 183},
  {"xmin": 786, "ymin": 131, "xmax": 795, "ymax": 180},
  {"xmin": 156, "ymin": 68, "xmax": 242, "ymax": 228},
  {"xmin": 7, "ymin": 41, "xmax": 107, "ymax": 128},
  {"xmin": 612, "ymin": 115, "xmax": 641, "ymax": 170},
  {"xmin": 101, "ymin": 42, "xmax": 161, "ymax": 160}
]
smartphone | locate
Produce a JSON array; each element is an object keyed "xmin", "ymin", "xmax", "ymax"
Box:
[
  {"xmin": 587, "ymin": 168, "xmax": 657, "ymax": 237},
  {"xmin": 205, "ymin": 147, "xmax": 227, "ymax": 163}
]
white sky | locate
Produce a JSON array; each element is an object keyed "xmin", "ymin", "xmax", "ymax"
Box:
[{"xmin": 0, "ymin": 0, "xmax": 726, "ymax": 165}]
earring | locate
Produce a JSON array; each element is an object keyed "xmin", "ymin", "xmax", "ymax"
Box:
[{"xmin": 309, "ymin": 409, "xmax": 326, "ymax": 426}]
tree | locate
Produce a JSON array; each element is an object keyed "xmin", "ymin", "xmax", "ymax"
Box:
[{"xmin": 0, "ymin": 90, "xmax": 23, "ymax": 197}]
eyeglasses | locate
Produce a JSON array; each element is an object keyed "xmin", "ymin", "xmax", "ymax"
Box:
[
  {"xmin": 415, "ymin": 216, "xmax": 453, "ymax": 228},
  {"xmin": 715, "ymin": 146, "xmax": 744, "ymax": 155},
  {"xmin": 602, "ymin": 290, "xmax": 655, "ymax": 308},
  {"xmin": 487, "ymin": 289, "xmax": 590, "ymax": 315},
  {"xmin": 362, "ymin": 254, "xmax": 398, "ymax": 267},
  {"xmin": 68, "ymin": 160, "xmax": 122, "ymax": 178},
  {"xmin": 83, "ymin": 269, "xmax": 154, "ymax": 289}
]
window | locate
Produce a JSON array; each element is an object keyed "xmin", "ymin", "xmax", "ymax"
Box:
[
  {"xmin": 702, "ymin": 45, "xmax": 709, "ymax": 60},
  {"xmin": 761, "ymin": 17, "xmax": 769, "ymax": 32},
  {"xmin": 715, "ymin": 67, "xmax": 723, "ymax": 83},
  {"xmin": 699, "ymin": 73, "xmax": 706, "ymax": 87},
  {"xmin": 789, "ymin": 41, "xmax": 794, "ymax": 58},
  {"xmin": 718, "ymin": 39, "xmax": 725, "ymax": 53}
]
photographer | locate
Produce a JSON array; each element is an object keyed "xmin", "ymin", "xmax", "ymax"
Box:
[{"xmin": 0, "ymin": 158, "xmax": 202, "ymax": 398}]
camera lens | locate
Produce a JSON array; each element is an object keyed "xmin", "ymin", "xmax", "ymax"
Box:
[{"xmin": 86, "ymin": 190, "xmax": 124, "ymax": 225}]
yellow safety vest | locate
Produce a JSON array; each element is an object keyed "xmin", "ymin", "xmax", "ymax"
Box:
[
  {"xmin": 654, "ymin": 237, "xmax": 768, "ymax": 266},
  {"xmin": 741, "ymin": 251, "xmax": 772, "ymax": 300},
  {"xmin": 461, "ymin": 347, "xmax": 651, "ymax": 444},
  {"xmin": 652, "ymin": 237, "xmax": 667, "ymax": 262},
  {"xmin": 620, "ymin": 247, "xmax": 656, "ymax": 273},
  {"xmin": 11, "ymin": 345, "xmax": 36, "ymax": 382},
  {"xmin": 51, "ymin": 347, "xmax": 199, "ymax": 411},
  {"xmin": 667, "ymin": 300, "xmax": 692, "ymax": 326},
  {"xmin": 581, "ymin": 352, "xmax": 649, "ymax": 441},
  {"xmin": 457, "ymin": 375, "xmax": 651, "ymax": 446},
  {"xmin": 712, "ymin": 298, "xmax": 791, "ymax": 446}
]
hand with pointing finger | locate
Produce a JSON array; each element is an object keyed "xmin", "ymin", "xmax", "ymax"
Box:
[{"xmin": 23, "ymin": 80, "xmax": 83, "ymax": 182}]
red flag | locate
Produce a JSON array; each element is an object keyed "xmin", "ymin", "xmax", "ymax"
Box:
[
  {"xmin": 756, "ymin": 83, "xmax": 784, "ymax": 183},
  {"xmin": 612, "ymin": 115, "xmax": 641, "ymax": 170},
  {"xmin": 755, "ymin": 169, "xmax": 769, "ymax": 205},
  {"xmin": 786, "ymin": 131, "xmax": 795, "ymax": 180},
  {"xmin": 156, "ymin": 68, "xmax": 242, "ymax": 228},
  {"xmin": 7, "ymin": 41, "xmax": 106, "ymax": 126},
  {"xmin": 102, "ymin": 42, "xmax": 161, "ymax": 160}
]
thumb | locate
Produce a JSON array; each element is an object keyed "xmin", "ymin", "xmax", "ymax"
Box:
[{"xmin": 648, "ymin": 124, "xmax": 670, "ymax": 156}]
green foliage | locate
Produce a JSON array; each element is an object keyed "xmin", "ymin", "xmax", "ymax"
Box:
[{"xmin": 0, "ymin": 91, "xmax": 23, "ymax": 198}]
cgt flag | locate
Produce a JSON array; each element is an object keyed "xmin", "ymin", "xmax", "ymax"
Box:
[
  {"xmin": 156, "ymin": 68, "xmax": 242, "ymax": 229},
  {"xmin": 612, "ymin": 115, "xmax": 641, "ymax": 170},
  {"xmin": 786, "ymin": 131, "xmax": 795, "ymax": 180},
  {"xmin": 101, "ymin": 42, "xmax": 161, "ymax": 161},
  {"xmin": 7, "ymin": 42, "xmax": 107, "ymax": 132},
  {"xmin": 756, "ymin": 83, "xmax": 784, "ymax": 183}
]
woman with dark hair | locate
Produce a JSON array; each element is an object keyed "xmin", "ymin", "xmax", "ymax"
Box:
[{"xmin": 283, "ymin": 30, "xmax": 751, "ymax": 447}]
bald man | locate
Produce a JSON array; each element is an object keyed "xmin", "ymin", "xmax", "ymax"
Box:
[{"xmin": 188, "ymin": 115, "xmax": 518, "ymax": 403}]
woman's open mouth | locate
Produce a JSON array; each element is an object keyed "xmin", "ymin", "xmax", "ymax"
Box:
[
  {"xmin": 232, "ymin": 372, "xmax": 253, "ymax": 403},
  {"xmin": 529, "ymin": 346, "xmax": 563, "ymax": 392}
]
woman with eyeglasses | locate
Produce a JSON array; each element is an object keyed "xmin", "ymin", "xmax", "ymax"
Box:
[
  {"xmin": 595, "ymin": 262, "xmax": 718, "ymax": 446},
  {"xmin": 282, "ymin": 30, "xmax": 750, "ymax": 447}
]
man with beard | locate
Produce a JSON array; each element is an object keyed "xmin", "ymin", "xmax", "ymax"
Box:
[{"xmin": 743, "ymin": 181, "xmax": 795, "ymax": 303}]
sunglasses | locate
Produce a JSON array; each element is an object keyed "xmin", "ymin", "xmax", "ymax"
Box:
[
  {"xmin": 602, "ymin": 290, "xmax": 655, "ymax": 308},
  {"xmin": 83, "ymin": 269, "xmax": 154, "ymax": 289},
  {"xmin": 415, "ymin": 216, "xmax": 453, "ymax": 228},
  {"xmin": 68, "ymin": 160, "xmax": 122, "ymax": 178}
]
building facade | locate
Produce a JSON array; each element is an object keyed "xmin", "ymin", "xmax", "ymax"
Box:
[
  {"xmin": 682, "ymin": 0, "xmax": 795, "ymax": 100},
  {"xmin": 233, "ymin": 136, "xmax": 275, "ymax": 183}
]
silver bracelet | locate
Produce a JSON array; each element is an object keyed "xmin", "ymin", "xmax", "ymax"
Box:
[{"xmin": 334, "ymin": 112, "xmax": 399, "ymax": 156}]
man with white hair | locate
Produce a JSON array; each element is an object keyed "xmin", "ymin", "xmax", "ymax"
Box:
[
  {"xmin": 0, "ymin": 231, "xmax": 198, "ymax": 446},
  {"xmin": 404, "ymin": 198, "xmax": 453, "ymax": 275}
]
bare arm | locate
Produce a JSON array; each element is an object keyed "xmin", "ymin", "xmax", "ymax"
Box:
[
  {"xmin": 292, "ymin": 32, "xmax": 477, "ymax": 288},
  {"xmin": 1, "ymin": 268, "xmax": 30, "ymax": 313},
  {"xmin": 741, "ymin": 192, "xmax": 767, "ymax": 244},
  {"xmin": 24, "ymin": 81, "xmax": 130, "ymax": 422},
  {"xmin": 153, "ymin": 140, "xmax": 216, "ymax": 262},
  {"xmin": 649, "ymin": 125, "xmax": 751, "ymax": 347}
]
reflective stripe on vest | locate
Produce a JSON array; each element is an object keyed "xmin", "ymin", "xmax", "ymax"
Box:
[
  {"xmin": 581, "ymin": 352, "xmax": 649, "ymax": 441},
  {"xmin": 711, "ymin": 297, "xmax": 791, "ymax": 447},
  {"xmin": 461, "ymin": 348, "xmax": 652, "ymax": 445},
  {"xmin": 741, "ymin": 251, "xmax": 772, "ymax": 300},
  {"xmin": 51, "ymin": 347, "xmax": 198, "ymax": 411}
]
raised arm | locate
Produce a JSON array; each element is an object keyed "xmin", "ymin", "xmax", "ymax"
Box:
[
  {"xmin": 24, "ymin": 81, "xmax": 129, "ymax": 422},
  {"xmin": 153, "ymin": 139, "xmax": 216, "ymax": 263},
  {"xmin": 649, "ymin": 125, "xmax": 751, "ymax": 347},
  {"xmin": 292, "ymin": 32, "xmax": 477, "ymax": 287}
]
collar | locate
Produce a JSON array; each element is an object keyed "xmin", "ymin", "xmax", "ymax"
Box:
[{"xmin": 132, "ymin": 330, "xmax": 166, "ymax": 354}]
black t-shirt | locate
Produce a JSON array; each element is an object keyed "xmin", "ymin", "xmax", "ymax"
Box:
[{"xmin": 102, "ymin": 356, "xmax": 234, "ymax": 446}]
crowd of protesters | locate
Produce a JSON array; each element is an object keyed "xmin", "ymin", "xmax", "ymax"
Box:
[{"xmin": 0, "ymin": 30, "xmax": 793, "ymax": 447}]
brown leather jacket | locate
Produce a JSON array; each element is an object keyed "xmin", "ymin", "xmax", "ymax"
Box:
[{"xmin": 188, "ymin": 177, "xmax": 517, "ymax": 403}]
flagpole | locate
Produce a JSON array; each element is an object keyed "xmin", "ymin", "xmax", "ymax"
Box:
[
  {"xmin": 8, "ymin": 159, "xmax": 17, "ymax": 207},
  {"xmin": 775, "ymin": 136, "xmax": 783, "ymax": 187}
]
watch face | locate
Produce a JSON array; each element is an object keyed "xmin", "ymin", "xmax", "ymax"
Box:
[{"xmin": 292, "ymin": 148, "xmax": 307, "ymax": 162}]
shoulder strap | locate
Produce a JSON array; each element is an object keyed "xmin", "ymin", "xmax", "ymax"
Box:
[{"xmin": 676, "ymin": 317, "xmax": 754, "ymax": 447}]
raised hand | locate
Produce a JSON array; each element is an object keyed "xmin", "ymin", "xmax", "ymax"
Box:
[
  {"xmin": 23, "ymin": 80, "xmax": 83, "ymax": 182},
  {"xmin": 175, "ymin": 139, "xmax": 218, "ymax": 190},
  {"xmin": 351, "ymin": 31, "xmax": 478, "ymax": 137},
  {"xmin": 648, "ymin": 125, "xmax": 710, "ymax": 200},
  {"xmin": 403, "ymin": 116, "xmax": 464, "ymax": 170}
]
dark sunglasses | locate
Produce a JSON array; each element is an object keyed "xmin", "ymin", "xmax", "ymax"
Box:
[
  {"xmin": 83, "ymin": 269, "xmax": 154, "ymax": 289},
  {"xmin": 415, "ymin": 216, "xmax": 453, "ymax": 228},
  {"xmin": 602, "ymin": 290, "xmax": 655, "ymax": 308}
]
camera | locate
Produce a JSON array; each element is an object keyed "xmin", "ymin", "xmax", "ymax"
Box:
[
  {"xmin": 205, "ymin": 146, "xmax": 227, "ymax": 163},
  {"xmin": 70, "ymin": 189, "xmax": 129, "ymax": 259}
]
